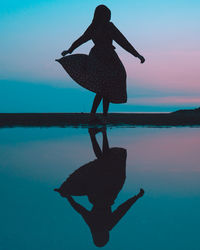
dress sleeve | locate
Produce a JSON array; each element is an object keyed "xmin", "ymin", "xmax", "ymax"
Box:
[
  {"xmin": 68, "ymin": 25, "xmax": 93, "ymax": 53},
  {"xmin": 109, "ymin": 22, "xmax": 140, "ymax": 57}
]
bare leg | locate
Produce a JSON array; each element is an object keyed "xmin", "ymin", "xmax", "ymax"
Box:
[
  {"xmin": 103, "ymin": 98, "xmax": 110, "ymax": 116},
  {"xmin": 91, "ymin": 94, "xmax": 102, "ymax": 115},
  {"xmin": 89, "ymin": 128, "xmax": 103, "ymax": 159},
  {"xmin": 102, "ymin": 128, "xmax": 109, "ymax": 154}
]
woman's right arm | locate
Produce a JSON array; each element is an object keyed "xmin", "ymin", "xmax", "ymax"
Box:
[
  {"xmin": 61, "ymin": 25, "xmax": 92, "ymax": 56},
  {"xmin": 109, "ymin": 189, "xmax": 144, "ymax": 230},
  {"xmin": 67, "ymin": 195, "xmax": 89, "ymax": 215},
  {"xmin": 110, "ymin": 22, "xmax": 145, "ymax": 63}
]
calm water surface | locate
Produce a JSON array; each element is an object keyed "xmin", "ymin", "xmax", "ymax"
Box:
[{"xmin": 0, "ymin": 127, "xmax": 200, "ymax": 250}]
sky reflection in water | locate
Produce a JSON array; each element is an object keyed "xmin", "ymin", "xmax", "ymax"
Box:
[{"xmin": 0, "ymin": 127, "xmax": 200, "ymax": 250}]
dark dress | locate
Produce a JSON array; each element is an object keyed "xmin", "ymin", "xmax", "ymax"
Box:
[
  {"xmin": 55, "ymin": 147, "xmax": 127, "ymax": 206},
  {"xmin": 56, "ymin": 22, "xmax": 138, "ymax": 103}
]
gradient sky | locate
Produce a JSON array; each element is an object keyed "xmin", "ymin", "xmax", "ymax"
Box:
[{"xmin": 0, "ymin": 0, "xmax": 200, "ymax": 112}]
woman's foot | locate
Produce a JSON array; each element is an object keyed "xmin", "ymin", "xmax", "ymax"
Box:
[
  {"xmin": 89, "ymin": 113, "xmax": 98, "ymax": 123},
  {"xmin": 89, "ymin": 113, "xmax": 97, "ymax": 119},
  {"xmin": 100, "ymin": 114, "xmax": 109, "ymax": 125}
]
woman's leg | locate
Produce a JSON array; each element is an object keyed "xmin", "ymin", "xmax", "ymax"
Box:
[
  {"xmin": 102, "ymin": 128, "xmax": 109, "ymax": 154},
  {"xmin": 90, "ymin": 94, "xmax": 102, "ymax": 115},
  {"xmin": 88, "ymin": 128, "xmax": 103, "ymax": 159},
  {"xmin": 103, "ymin": 98, "xmax": 110, "ymax": 116}
]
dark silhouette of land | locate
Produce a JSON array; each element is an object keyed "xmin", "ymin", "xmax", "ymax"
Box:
[
  {"xmin": 0, "ymin": 108, "xmax": 200, "ymax": 127},
  {"xmin": 54, "ymin": 128, "xmax": 144, "ymax": 247}
]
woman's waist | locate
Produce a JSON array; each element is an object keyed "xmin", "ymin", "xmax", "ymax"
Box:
[{"xmin": 92, "ymin": 44, "xmax": 116, "ymax": 50}]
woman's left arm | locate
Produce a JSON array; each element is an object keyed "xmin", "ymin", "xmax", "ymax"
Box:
[
  {"xmin": 61, "ymin": 25, "xmax": 92, "ymax": 56},
  {"xmin": 110, "ymin": 22, "xmax": 145, "ymax": 64}
]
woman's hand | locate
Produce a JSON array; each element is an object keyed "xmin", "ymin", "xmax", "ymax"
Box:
[
  {"xmin": 138, "ymin": 55, "xmax": 145, "ymax": 64},
  {"xmin": 61, "ymin": 50, "xmax": 70, "ymax": 57},
  {"xmin": 137, "ymin": 188, "xmax": 145, "ymax": 197}
]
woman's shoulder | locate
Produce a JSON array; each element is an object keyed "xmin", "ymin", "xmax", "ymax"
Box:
[
  {"xmin": 83, "ymin": 24, "xmax": 94, "ymax": 37},
  {"xmin": 108, "ymin": 21, "xmax": 115, "ymax": 28},
  {"xmin": 108, "ymin": 22, "xmax": 119, "ymax": 33}
]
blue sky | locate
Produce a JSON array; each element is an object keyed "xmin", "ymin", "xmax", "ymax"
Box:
[{"xmin": 0, "ymin": 0, "xmax": 200, "ymax": 112}]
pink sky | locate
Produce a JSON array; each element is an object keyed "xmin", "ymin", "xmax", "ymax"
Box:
[{"xmin": 123, "ymin": 50, "xmax": 200, "ymax": 91}]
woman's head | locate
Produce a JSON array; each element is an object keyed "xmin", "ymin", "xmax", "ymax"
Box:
[
  {"xmin": 92, "ymin": 5, "xmax": 111, "ymax": 27},
  {"xmin": 92, "ymin": 230, "xmax": 109, "ymax": 247}
]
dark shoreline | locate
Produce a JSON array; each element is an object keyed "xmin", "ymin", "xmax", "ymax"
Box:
[{"xmin": 0, "ymin": 111, "xmax": 200, "ymax": 128}]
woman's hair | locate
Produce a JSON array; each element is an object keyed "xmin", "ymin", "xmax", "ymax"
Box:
[{"xmin": 91, "ymin": 5, "xmax": 111, "ymax": 29}]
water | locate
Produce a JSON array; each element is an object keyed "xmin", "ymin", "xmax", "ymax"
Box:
[{"xmin": 0, "ymin": 127, "xmax": 200, "ymax": 250}]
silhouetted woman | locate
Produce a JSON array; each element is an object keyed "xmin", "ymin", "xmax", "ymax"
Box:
[
  {"xmin": 56, "ymin": 5, "xmax": 145, "ymax": 119},
  {"xmin": 54, "ymin": 128, "xmax": 144, "ymax": 247}
]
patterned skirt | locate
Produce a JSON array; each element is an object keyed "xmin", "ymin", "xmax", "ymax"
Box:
[
  {"xmin": 55, "ymin": 148, "xmax": 127, "ymax": 205},
  {"xmin": 56, "ymin": 46, "xmax": 127, "ymax": 103}
]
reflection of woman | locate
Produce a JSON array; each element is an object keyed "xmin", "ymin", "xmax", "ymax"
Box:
[
  {"xmin": 56, "ymin": 5, "xmax": 145, "ymax": 118},
  {"xmin": 55, "ymin": 128, "xmax": 144, "ymax": 247}
]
